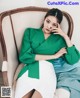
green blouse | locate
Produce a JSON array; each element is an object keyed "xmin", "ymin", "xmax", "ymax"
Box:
[{"xmin": 18, "ymin": 28, "xmax": 80, "ymax": 79}]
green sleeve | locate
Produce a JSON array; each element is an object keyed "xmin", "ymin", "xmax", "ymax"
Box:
[
  {"xmin": 19, "ymin": 28, "xmax": 36, "ymax": 64},
  {"xmin": 60, "ymin": 37, "xmax": 80, "ymax": 64},
  {"xmin": 64, "ymin": 45, "xmax": 80, "ymax": 64}
]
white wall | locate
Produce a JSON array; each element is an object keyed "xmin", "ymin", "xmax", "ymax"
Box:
[{"xmin": 0, "ymin": 0, "xmax": 80, "ymax": 51}]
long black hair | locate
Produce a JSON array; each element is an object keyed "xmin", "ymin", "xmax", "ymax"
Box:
[
  {"xmin": 41, "ymin": 8, "xmax": 63, "ymax": 28},
  {"xmin": 45, "ymin": 8, "xmax": 63, "ymax": 23}
]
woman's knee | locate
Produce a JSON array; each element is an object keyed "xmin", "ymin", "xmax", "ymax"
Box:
[
  {"xmin": 31, "ymin": 90, "xmax": 42, "ymax": 98},
  {"xmin": 22, "ymin": 89, "xmax": 35, "ymax": 98}
]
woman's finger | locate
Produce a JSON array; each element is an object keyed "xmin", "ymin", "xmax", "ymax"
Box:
[
  {"xmin": 52, "ymin": 29, "xmax": 58, "ymax": 33},
  {"xmin": 57, "ymin": 23, "xmax": 60, "ymax": 28}
]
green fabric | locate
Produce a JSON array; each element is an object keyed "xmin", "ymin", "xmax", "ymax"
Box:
[
  {"xmin": 65, "ymin": 45, "xmax": 80, "ymax": 64},
  {"xmin": 17, "ymin": 65, "xmax": 28, "ymax": 79},
  {"xmin": 18, "ymin": 28, "xmax": 80, "ymax": 79},
  {"xmin": 17, "ymin": 62, "xmax": 39, "ymax": 79}
]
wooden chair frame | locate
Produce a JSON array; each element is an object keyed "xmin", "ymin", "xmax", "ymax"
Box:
[{"xmin": 0, "ymin": 6, "xmax": 74, "ymax": 86}]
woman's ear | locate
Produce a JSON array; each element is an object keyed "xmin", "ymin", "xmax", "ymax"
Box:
[
  {"xmin": 41, "ymin": 22, "xmax": 44, "ymax": 28},
  {"xmin": 41, "ymin": 23, "xmax": 44, "ymax": 28},
  {"xmin": 41, "ymin": 17, "xmax": 45, "ymax": 28}
]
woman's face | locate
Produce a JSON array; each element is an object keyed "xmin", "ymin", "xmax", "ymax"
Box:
[{"xmin": 43, "ymin": 15, "xmax": 58, "ymax": 34}]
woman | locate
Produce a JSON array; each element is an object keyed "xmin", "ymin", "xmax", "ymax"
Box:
[{"xmin": 14, "ymin": 8, "xmax": 80, "ymax": 98}]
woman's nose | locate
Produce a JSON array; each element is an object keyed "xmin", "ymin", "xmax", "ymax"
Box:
[{"xmin": 48, "ymin": 24, "xmax": 52, "ymax": 29}]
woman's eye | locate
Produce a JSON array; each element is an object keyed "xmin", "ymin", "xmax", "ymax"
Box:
[
  {"xmin": 53, "ymin": 24, "xmax": 57, "ymax": 27},
  {"xmin": 46, "ymin": 20, "xmax": 50, "ymax": 23}
]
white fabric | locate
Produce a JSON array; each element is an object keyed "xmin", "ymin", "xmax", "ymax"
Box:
[
  {"xmin": 14, "ymin": 60, "xmax": 56, "ymax": 98},
  {"xmin": 2, "ymin": 61, "xmax": 8, "ymax": 71},
  {"xmin": 2, "ymin": 16, "xmax": 18, "ymax": 85},
  {"xmin": 54, "ymin": 88, "xmax": 70, "ymax": 98}
]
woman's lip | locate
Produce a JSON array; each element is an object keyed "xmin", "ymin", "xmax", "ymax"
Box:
[
  {"xmin": 46, "ymin": 29, "xmax": 52, "ymax": 32},
  {"xmin": 46, "ymin": 29, "xmax": 50, "ymax": 31}
]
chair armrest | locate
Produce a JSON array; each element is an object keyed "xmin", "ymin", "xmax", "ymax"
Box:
[
  {"xmin": 2, "ymin": 61, "xmax": 8, "ymax": 71},
  {"xmin": 2, "ymin": 61, "xmax": 9, "ymax": 86}
]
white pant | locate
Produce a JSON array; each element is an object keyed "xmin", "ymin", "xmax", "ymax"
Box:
[{"xmin": 54, "ymin": 88, "xmax": 70, "ymax": 98}]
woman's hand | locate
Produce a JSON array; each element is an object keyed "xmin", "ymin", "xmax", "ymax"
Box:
[
  {"xmin": 52, "ymin": 23, "xmax": 67, "ymax": 38},
  {"xmin": 52, "ymin": 23, "xmax": 73, "ymax": 47},
  {"xmin": 54, "ymin": 47, "xmax": 67, "ymax": 59}
]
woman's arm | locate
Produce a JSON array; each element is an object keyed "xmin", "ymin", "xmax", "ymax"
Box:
[
  {"xmin": 35, "ymin": 47, "xmax": 67, "ymax": 61},
  {"xmin": 19, "ymin": 28, "xmax": 36, "ymax": 64},
  {"xmin": 62, "ymin": 34, "xmax": 73, "ymax": 47},
  {"xmin": 52, "ymin": 24, "xmax": 80, "ymax": 64},
  {"xmin": 52, "ymin": 23, "xmax": 73, "ymax": 47}
]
